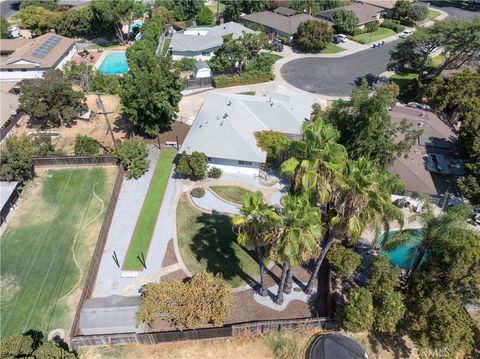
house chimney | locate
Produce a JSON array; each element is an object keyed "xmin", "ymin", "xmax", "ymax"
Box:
[
  {"xmin": 220, "ymin": 18, "xmax": 224, "ymax": 25},
  {"xmin": 50, "ymin": 29, "xmax": 56, "ymax": 34}
]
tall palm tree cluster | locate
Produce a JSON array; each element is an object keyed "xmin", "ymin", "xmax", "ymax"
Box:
[{"xmin": 233, "ymin": 119, "xmax": 404, "ymax": 304}]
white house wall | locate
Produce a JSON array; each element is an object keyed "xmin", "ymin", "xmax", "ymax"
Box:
[
  {"xmin": 208, "ymin": 157, "xmax": 262, "ymax": 175},
  {"xmin": 55, "ymin": 45, "xmax": 77, "ymax": 70}
]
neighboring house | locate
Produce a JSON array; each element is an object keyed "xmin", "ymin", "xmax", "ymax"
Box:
[
  {"xmin": 169, "ymin": 22, "xmax": 256, "ymax": 60},
  {"xmin": 193, "ymin": 61, "xmax": 211, "ymax": 78},
  {"xmin": 360, "ymin": 0, "xmax": 397, "ymax": 16},
  {"xmin": 180, "ymin": 91, "xmax": 314, "ymax": 175},
  {"xmin": 0, "ymin": 32, "xmax": 76, "ymax": 82},
  {"xmin": 79, "ymin": 295, "xmax": 144, "ymax": 335},
  {"xmin": 240, "ymin": 7, "xmax": 330, "ymax": 42},
  {"xmin": 0, "ymin": 181, "xmax": 19, "ymax": 226},
  {"xmin": 317, "ymin": 2, "xmax": 384, "ymax": 28},
  {"xmin": 389, "ymin": 105, "xmax": 461, "ymax": 197},
  {"xmin": 0, "ymin": 81, "xmax": 20, "ymax": 142}
]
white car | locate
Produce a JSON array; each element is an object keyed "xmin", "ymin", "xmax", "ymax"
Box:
[{"xmin": 399, "ymin": 29, "xmax": 413, "ymax": 38}]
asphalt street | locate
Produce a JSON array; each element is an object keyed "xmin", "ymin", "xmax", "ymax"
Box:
[
  {"xmin": 0, "ymin": 0, "xmax": 19, "ymax": 20},
  {"xmin": 280, "ymin": 41, "xmax": 398, "ymax": 96},
  {"xmin": 280, "ymin": 6, "xmax": 477, "ymax": 96}
]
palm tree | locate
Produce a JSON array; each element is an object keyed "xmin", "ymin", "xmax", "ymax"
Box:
[
  {"xmin": 268, "ymin": 195, "xmax": 324, "ymax": 304},
  {"xmin": 232, "ymin": 192, "xmax": 280, "ymax": 296},
  {"xmin": 382, "ymin": 203, "xmax": 474, "ymax": 275},
  {"xmin": 303, "ymin": 158, "xmax": 404, "ymax": 294}
]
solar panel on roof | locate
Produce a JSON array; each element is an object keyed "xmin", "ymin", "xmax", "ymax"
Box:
[{"xmin": 32, "ymin": 36, "xmax": 62, "ymax": 59}]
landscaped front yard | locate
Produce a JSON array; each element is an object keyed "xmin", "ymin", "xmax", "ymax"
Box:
[
  {"xmin": 176, "ymin": 194, "xmax": 259, "ymax": 287},
  {"xmin": 0, "ymin": 167, "xmax": 116, "ymax": 338},
  {"xmin": 427, "ymin": 9, "xmax": 441, "ymax": 21},
  {"xmin": 123, "ymin": 147, "xmax": 176, "ymax": 270},
  {"xmin": 353, "ymin": 28, "xmax": 396, "ymax": 44},
  {"xmin": 389, "ymin": 72, "xmax": 419, "ymax": 93}
]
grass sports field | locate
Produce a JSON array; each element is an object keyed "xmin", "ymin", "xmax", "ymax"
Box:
[
  {"xmin": 0, "ymin": 167, "xmax": 115, "ymax": 338},
  {"xmin": 123, "ymin": 148, "xmax": 176, "ymax": 270}
]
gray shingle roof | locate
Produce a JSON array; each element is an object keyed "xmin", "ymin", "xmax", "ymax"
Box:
[
  {"xmin": 273, "ymin": 7, "xmax": 298, "ymax": 16},
  {"xmin": 206, "ymin": 21, "xmax": 258, "ymax": 39},
  {"xmin": 193, "ymin": 61, "xmax": 210, "ymax": 71},
  {"xmin": 180, "ymin": 91, "xmax": 314, "ymax": 163},
  {"xmin": 170, "ymin": 33, "xmax": 222, "ymax": 52},
  {"xmin": 317, "ymin": 3, "xmax": 383, "ymax": 25}
]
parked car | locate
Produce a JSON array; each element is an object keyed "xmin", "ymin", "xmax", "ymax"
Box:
[
  {"xmin": 333, "ymin": 34, "xmax": 347, "ymax": 44},
  {"xmin": 399, "ymin": 29, "xmax": 413, "ymax": 38}
]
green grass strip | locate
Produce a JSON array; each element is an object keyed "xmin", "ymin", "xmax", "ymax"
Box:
[
  {"xmin": 353, "ymin": 28, "xmax": 396, "ymax": 44},
  {"xmin": 162, "ymin": 37, "xmax": 171, "ymax": 56},
  {"xmin": 321, "ymin": 43, "xmax": 345, "ymax": 54},
  {"xmin": 123, "ymin": 147, "xmax": 176, "ymax": 270}
]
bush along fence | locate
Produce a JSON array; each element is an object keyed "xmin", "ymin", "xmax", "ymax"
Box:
[
  {"xmin": 70, "ymin": 317, "xmax": 336, "ymax": 350},
  {"xmin": 33, "ymin": 155, "xmax": 118, "ymax": 167},
  {"xmin": 70, "ymin": 166, "xmax": 125, "ymax": 339}
]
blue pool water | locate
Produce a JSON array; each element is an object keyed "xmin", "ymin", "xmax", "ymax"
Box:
[
  {"xmin": 98, "ymin": 52, "xmax": 128, "ymax": 75},
  {"xmin": 379, "ymin": 229, "xmax": 424, "ymax": 269}
]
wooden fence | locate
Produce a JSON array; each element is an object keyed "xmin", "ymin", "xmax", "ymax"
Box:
[
  {"xmin": 185, "ymin": 77, "xmax": 213, "ymax": 89},
  {"xmin": 70, "ymin": 317, "xmax": 335, "ymax": 350},
  {"xmin": 33, "ymin": 156, "xmax": 118, "ymax": 167},
  {"xmin": 70, "ymin": 166, "xmax": 125, "ymax": 339}
]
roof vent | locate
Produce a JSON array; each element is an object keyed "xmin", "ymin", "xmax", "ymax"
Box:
[
  {"xmin": 220, "ymin": 121, "xmax": 224, "ymax": 126},
  {"xmin": 199, "ymin": 124, "xmax": 202, "ymax": 128},
  {"xmin": 223, "ymin": 112, "xmax": 229, "ymax": 118},
  {"xmin": 227, "ymin": 101, "xmax": 232, "ymax": 106},
  {"xmin": 216, "ymin": 115, "xmax": 220, "ymax": 120},
  {"xmin": 270, "ymin": 102, "xmax": 274, "ymax": 107}
]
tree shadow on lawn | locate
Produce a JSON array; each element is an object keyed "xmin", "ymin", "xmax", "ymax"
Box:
[
  {"xmin": 367, "ymin": 332, "xmax": 412, "ymax": 359},
  {"xmin": 190, "ymin": 212, "xmax": 260, "ymax": 288}
]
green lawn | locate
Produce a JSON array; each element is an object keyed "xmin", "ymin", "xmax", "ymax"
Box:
[
  {"xmin": 261, "ymin": 53, "xmax": 283, "ymax": 62},
  {"xmin": 123, "ymin": 148, "xmax": 176, "ymax": 270},
  {"xmin": 431, "ymin": 53, "xmax": 446, "ymax": 66},
  {"xmin": 321, "ymin": 43, "xmax": 345, "ymax": 54},
  {"xmin": 210, "ymin": 186, "xmax": 255, "ymax": 205},
  {"xmin": 207, "ymin": 2, "xmax": 225, "ymax": 15},
  {"xmin": 237, "ymin": 91, "xmax": 256, "ymax": 96},
  {"xmin": 0, "ymin": 168, "xmax": 114, "ymax": 338},
  {"xmin": 176, "ymin": 194, "xmax": 259, "ymax": 287},
  {"xmin": 87, "ymin": 42, "xmax": 121, "ymax": 49},
  {"xmin": 427, "ymin": 9, "xmax": 441, "ymax": 21},
  {"xmin": 353, "ymin": 28, "xmax": 396, "ymax": 44},
  {"xmin": 162, "ymin": 37, "xmax": 171, "ymax": 56},
  {"xmin": 390, "ymin": 73, "xmax": 419, "ymax": 92}
]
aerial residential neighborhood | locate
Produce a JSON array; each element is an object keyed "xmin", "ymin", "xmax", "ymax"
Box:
[{"xmin": 0, "ymin": 0, "xmax": 479, "ymax": 358}]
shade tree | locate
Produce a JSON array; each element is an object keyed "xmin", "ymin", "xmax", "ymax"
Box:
[
  {"xmin": 331, "ymin": 8, "xmax": 358, "ymax": 35},
  {"xmin": 176, "ymin": 151, "xmax": 208, "ymax": 180},
  {"xmin": 117, "ymin": 138, "xmax": 150, "ymax": 179},
  {"xmin": 293, "ymin": 20, "xmax": 333, "ymax": 53},
  {"xmin": 1, "ymin": 16, "xmax": 9, "ymax": 38}
]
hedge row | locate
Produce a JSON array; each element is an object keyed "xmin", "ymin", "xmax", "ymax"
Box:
[
  {"xmin": 213, "ymin": 71, "xmax": 274, "ymax": 88},
  {"xmin": 381, "ymin": 20, "xmax": 405, "ymax": 33}
]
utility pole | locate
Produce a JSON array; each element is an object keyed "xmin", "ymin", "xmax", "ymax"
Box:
[{"xmin": 96, "ymin": 93, "xmax": 119, "ymax": 156}]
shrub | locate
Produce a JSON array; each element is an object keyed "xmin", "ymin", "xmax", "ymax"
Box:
[
  {"xmin": 352, "ymin": 27, "xmax": 363, "ymax": 36},
  {"xmin": 117, "ymin": 138, "xmax": 150, "ymax": 179},
  {"xmin": 407, "ymin": 3, "xmax": 428, "ymax": 23},
  {"xmin": 137, "ymin": 271, "xmax": 233, "ymax": 329},
  {"xmin": 191, "ymin": 187, "xmax": 205, "ymax": 198},
  {"xmin": 196, "ymin": 6, "xmax": 213, "ymax": 25},
  {"xmin": 173, "ymin": 57, "xmax": 197, "ymax": 72},
  {"xmin": 327, "ymin": 245, "xmax": 362, "ymax": 278},
  {"xmin": 177, "ymin": 151, "xmax": 208, "ymax": 179},
  {"xmin": 380, "ymin": 20, "xmax": 405, "ymax": 33},
  {"xmin": 337, "ymin": 287, "xmax": 374, "ymax": 332},
  {"xmin": 91, "ymin": 72, "xmax": 121, "ymax": 94},
  {"xmin": 293, "ymin": 19, "xmax": 333, "ymax": 53},
  {"xmin": 249, "ymin": 23, "xmax": 265, "ymax": 32},
  {"xmin": 364, "ymin": 20, "xmax": 379, "ymax": 33},
  {"xmin": 276, "ymin": 35, "xmax": 289, "ymax": 44},
  {"xmin": 265, "ymin": 331, "xmax": 303, "ymax": 359},
  {"xmin": 332, "ymin": 8, "xmax": 358, "ymax": 35},
  {"xmin": 74, "ymin": 135, "xmax": 99, "ymax": 155},
  {"xmin": 172, "ymin": 21, "xmax": 186, "ymax": 30},
  {"xmin": 208, "ymin": 166, "xmax": 222, "ymax": 179}
]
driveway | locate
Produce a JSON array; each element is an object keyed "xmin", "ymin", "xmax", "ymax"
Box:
[
  {"xmin": 280, "ymin": 40, "xmax": 398, "ymax": 96},
  {"xmin": 0, "ymin": 0, "xmax": 19, "ymax": 19}
]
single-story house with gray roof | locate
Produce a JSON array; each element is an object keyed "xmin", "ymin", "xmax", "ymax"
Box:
[
  {"xmin": 169, "ymin": 22, "xmax": 256, "ymax": 61},
  {"xmin": 180, "ymin": 91, "xmax": 314, "ymax": 175}
]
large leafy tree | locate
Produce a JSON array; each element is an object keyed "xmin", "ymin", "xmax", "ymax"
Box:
[
  {"xmin": 137, "ymin": 271, "xmax": 233, "ymax": 329},
  {"xmin": 117, "ymin": 138, "xmax": 150, "ymax": 179},
  {"xmin": 326, "ymin": 245, "xmax": 361, "ymax": 278},
  {"xmin": 293, "ymin": 20, "xmax": 333, "ymax": 53},
  {"xmin": 210, "ymin": 32, "xmax": 269, "ymax": 75},
  {"xmin": 288, "ymin": 0, "xmax": 342, "ymax": 15},
  {"xmin": 407, "ymin": 3, "xmax": 428, "ymax": 23},
  {"xmin": 20, "ymin": 70, "xmax": 85, "ymax": 127},
  {"xmin": 331, "ymin": 9, "xmax": 358, "ymax": 35},
  {"xmin": 233, "ymin": 192, "xmax": 280, "ymax": 296},
  {"xmin": 18, "ymin": 5, "xmax": 60, "ymax": 35},
  {"xmin": 269, "ymin": 195, "xmax": 323, "ymax": 304},
  {"xmin": 388, "ymin": 17, "xmax": 480, "ymax": 81},
  {"xmin": 176, "ymin": 151, "xmax": 208, "ymax": 180},
  {"xmin": 156, "ymin": 0, "xmax": 203, "ymax": 21},
  {"xmin": 324, "ymin": 82, "xmax": 422, "ymax": 171},
  {"xmin": 120, "ymin": 47, "xmax": 182, "ymax": 136},
  {"xmin": 90, "ymin": 0, "xmax": 142, "ymax": 44},
  {"xmin": 1, "ymin": 16, "xmax": 9, "ymax": 38},
  {"xmin": 392, "ymin": 0, "xmax": 410, "ymax": 23},
  {"xmin": 56, "ymin": 7, "xmax": 93, "ymax": 37}
]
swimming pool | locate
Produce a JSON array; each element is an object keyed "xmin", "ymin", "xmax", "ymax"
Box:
[
  {"xmin": 98, "ymin": 52, "xmax": 128, "ymax": 75},
  {"xmin": 184, "ymin": 27, "xmax": 211, "ymax": 36},
  {"xmin": 379, "ymin": 229, "xmax": 424, "ymax": 269}
]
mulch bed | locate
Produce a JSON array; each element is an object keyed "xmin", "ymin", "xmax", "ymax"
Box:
[
  {"xmin": 158, "ymin": 122, "xmax": 190, "ymax": 146},
  {"xmin": 161, "ymin": 239, "xmax": 178, "ymax": 267}
]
